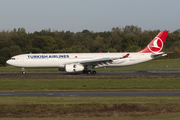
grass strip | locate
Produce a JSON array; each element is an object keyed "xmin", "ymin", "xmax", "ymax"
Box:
[
  {"xmin": 1, "ymin": 78, "xmax": 180, "ymax": 91},
  {"xmin": 0, "ymin": 102, "xmax": 180, "ymax": 118},
  {"xmin": 1, "ymin": 96, "xmax": 180, "ymax": 119}
]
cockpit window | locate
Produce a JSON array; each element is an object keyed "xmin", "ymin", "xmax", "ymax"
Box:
[{"xmin": 11, "ymin": 58, "xmax": 15, "ymax": 60}]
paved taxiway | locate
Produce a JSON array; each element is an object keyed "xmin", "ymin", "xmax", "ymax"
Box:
[
  {"xmin": 0, "ymin": 91, "xmax": 180, "ymax": 97},
  {"xmin": 0, "ymin": 71, "xmax": 180, "ymax": 76}
]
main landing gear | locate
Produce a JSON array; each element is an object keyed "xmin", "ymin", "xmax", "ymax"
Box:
[{"xmin": 83, "ymin": 70, "xmax": 96, "ymax": 74}]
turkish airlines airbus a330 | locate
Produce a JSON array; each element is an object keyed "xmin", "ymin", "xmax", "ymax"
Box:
[{"xmin": 6, "ymin": 31, "xmax": 169, "ymax": 74}]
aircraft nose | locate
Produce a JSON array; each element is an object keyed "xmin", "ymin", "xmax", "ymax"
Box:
[{"xmin": 6, "ymin": 60, "xmax": 11, "ymax": 65}]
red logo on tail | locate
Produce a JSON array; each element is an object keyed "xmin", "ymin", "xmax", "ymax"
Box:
[
  {"xmin": 148, "ymin": 37, "xmax": 163, "ymax": 53},
  {"xmin": 138, "ymin": 31, "xmax": 169, "ymax": 53}
]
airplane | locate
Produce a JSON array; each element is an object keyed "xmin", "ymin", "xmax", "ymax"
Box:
[{"xmin": 6, "ymin": 31, "xmax": 169, "ymax": 74}]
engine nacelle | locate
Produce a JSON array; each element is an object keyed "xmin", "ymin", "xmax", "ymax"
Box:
[{"xmin": 65, "ymin": 64, "xmax": 84, "ymax": 73}]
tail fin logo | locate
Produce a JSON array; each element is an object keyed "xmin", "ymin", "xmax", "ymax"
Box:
[
  {"xmin": 147, "ymin": 37, "xmax": 163, "ymax": 53},
  {"xmin": 138, "ymin": 31, "xmax": 168, "ymax": 53}
]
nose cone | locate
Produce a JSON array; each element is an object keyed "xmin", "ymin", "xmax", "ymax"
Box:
[{"xmin": 6, "ymin": 60, "xmax": 11, "ymax": 65}]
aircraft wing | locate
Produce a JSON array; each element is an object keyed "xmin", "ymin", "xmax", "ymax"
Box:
[{"xmin": 72, "ymin": 53, "xmax": 130, "ymax": 66}]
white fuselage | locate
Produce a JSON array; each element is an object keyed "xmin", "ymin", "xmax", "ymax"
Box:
[{"xmin": 6, "ymin": 53, "xmax": 153, "ymax": 68}]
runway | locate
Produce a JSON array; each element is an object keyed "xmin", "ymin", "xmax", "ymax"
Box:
[
  {"xmin": 0, "ymin": 71, "xmax": 180, "ymax": 76},
  {"xmin": 0, "ymin": 91, "xmax": 180, "ymax": 96}
]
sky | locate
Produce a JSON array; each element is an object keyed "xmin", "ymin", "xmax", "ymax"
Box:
[{"xmin": 0, "ymin": 0, "xmax": 180, "ymax": 33}]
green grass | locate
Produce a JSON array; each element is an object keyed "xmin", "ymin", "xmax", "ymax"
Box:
[
  {"xmin": 1, "ymin": 77, "xmax": 180, "ymax": 91},
  {"xmin": 1, "ymin": 97, "xmax": 180, "ymax": 119},
  {"xmin": 2, "ymin": 59, "xmax": 180, "ymax": 72}
]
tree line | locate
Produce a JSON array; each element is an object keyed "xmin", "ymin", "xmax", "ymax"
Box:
[{"xmin": 0, "ymin": 25, "xmax": 180, "ymax": 66}]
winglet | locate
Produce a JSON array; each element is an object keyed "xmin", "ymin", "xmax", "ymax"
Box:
[
  {"xmin": 138, "ymin": 31, "xmax": 169, "ymax": 53},
  {"xmin": 122, "ymin": 53, "xmax": 130, "ymax": 58}
]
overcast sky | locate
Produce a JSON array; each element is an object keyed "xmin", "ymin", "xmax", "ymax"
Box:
[{"xmin": 0, "ymin": 0, "xmax": 180, "ymax": 33}]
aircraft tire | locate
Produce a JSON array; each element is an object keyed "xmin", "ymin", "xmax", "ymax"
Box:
[
  {"xmin": 87, "ymin": 70, "xmax": 91, "ymax": 74},
  {"xmin": 83, "ymin": 70, "xmax": 87, "ymax": 74},
  {"xmin": 92, "ymin": 70, "xmax": 96, "ymax": 74},
  {"xmin": 22, "ymin": 71, "xmax": 26, "ymax": 74}
]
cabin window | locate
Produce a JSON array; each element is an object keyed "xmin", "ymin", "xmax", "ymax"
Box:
[{"xmin": 11, "ymin": 58, "xmax": 15, "ymax": 60}]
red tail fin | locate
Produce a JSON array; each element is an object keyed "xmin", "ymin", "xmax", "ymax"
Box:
[{"xmin": 138, "ymin": 31, "xmax": 169, "ymax": 53}]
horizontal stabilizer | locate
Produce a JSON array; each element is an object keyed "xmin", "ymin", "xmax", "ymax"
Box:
[{"xmin": 151, "ymin": 52, "xmax": 168, "ymax": 59}]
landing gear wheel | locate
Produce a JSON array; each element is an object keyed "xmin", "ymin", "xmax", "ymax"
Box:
[
  {"xmin": 22, "ymin": 68, "xmax": 26, "ymax": 74},
  {"xmin": 92, "ymin": 70, "xmax": 96, "ymax": 74},
  {"xmin": 83, "ymin": 70, "xmax": 96, "ymax": 75},
  {"xmin": 87, "ymin": 70, "xmax": 91, "ymax": 74},
  {"xmin": 22, "ymin": 71, "xmax": 26, "ymax": 74},
  {"xmin": 83, "ymin": 70, "xmax": 87, "ymax": 74}
]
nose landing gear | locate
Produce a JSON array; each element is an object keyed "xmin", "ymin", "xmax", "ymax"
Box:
[{"xmin": 22, "ymin": 68, "xmax": 26, "ymax": 74}]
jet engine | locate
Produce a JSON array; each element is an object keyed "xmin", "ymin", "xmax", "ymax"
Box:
[{"xmin": 65, "ymin": 64, "xmax": 84, "ymax": 73}]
